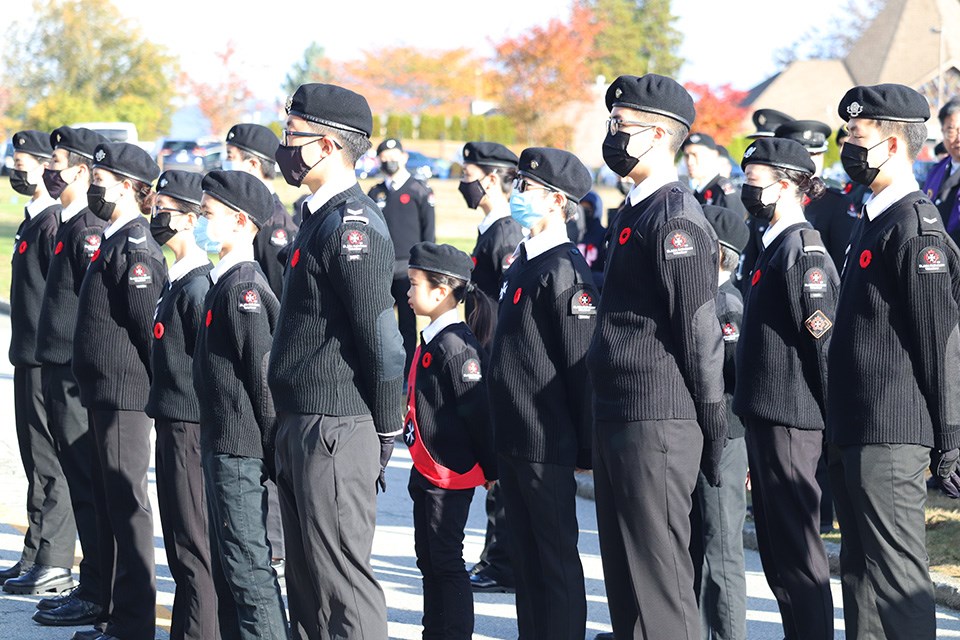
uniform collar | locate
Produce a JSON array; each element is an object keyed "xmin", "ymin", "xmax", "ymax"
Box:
[
  {"xmin": 305, "ymin": 174, "xmax": 360, "ymax": 215},
  {"xmin": 385, "ymin": 171, "xmax": 410, "ymax": 191},
  {"xmin": 761, "ymin": 204, "xmax": 807, "ymax": 248},
  {"xmin": 693, "ymin": 173, "xmax": 720, "ymax": 194},
  {"xmin": 59, "ymin": 196, "xmax": 87, "ymax": 223},
  {"xmin": 628, "ymin": 166, "xmax": 679, "ymax": 207},
  {"xmin": 864, "ymin": 175, "xmax": 920, "ymax": 221},
  {"xmin": 167, "ymin": 248, "xmax": 211, "ymax": 283},
  {"xmin": 26, "ymin": 194, "xmax": 57, "ymax": 218},
  {"xmin": 421, "ymin": 308, "xmax": 460, "ymax": 345},
  {"xmin": 520, "ymin": 222, "xmax": 569, "ymax": 260},
  {"xmin": 210, "ymin": 244, "xmax": 254, "ymax": 284},
  {"xmin": 103, "ymin": 210, "xmax": 144, "ymax": 239},
  {"xmin": 478, "ymin": 201, "xmax": 511, "ymax": 235},
  {"xmin": 718, "ymin": 270, "xmax": 732, "ymax": 287}
]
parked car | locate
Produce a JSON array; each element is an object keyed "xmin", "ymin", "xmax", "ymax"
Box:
[
  {"xmin": 157, "ymin": 139, "xmax": 223, "ymax": 173},
  {"xmin": 355, "ymin": 150, "xmax": 380, "ymax": 179},
  {"xmin": 406, "ymin": 151, "xmax": 451, "ymax": 181},
  {"xmin": 1, "ymin": 141, "xmax": 14, "ymax": 177}
]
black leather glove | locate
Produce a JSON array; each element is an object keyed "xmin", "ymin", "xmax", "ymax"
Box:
[
  {"xmin": 937, "ymin": 470, "xmax": 960, "ymax": 499},
  {"xmin": 931, "ymin": 448, "xmax": 960, "ymax": 479},
  {"xmin": 700, "ymin": 437, "xmax": 726, "ymax": 488},
  {"xmin": 377, "ymin": 434, "xmax": 395, "ymax": 493}
]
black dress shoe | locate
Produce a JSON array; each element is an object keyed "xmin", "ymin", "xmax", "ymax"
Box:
[
  {"xmin": 71, "ymin": 630, "xmax": 105, "ymax": 640},
  {"xmin": 2, "ymin": 564, "xmax": 72, "ymax": 594},
  {"xmin": 37, "ymin": 585, "xmax": 79, "ymax": 610},
  {"xmin": 32, "ymin": 596, "xmax": 103, "ymax": 626},
  {"xmin": 469, "ymin": 571, "xmax": 515, "ymax": 593},
  {"xmin": 594, "ymin": 634, "xmax": 615, "ymax": 640},
  {"xmin": 468, "ymin": 561, "xmax": 488, "ymax": 576},
  {"xmin": 0, "ymin": 559, "xmax": 32, "ymax": 583}
]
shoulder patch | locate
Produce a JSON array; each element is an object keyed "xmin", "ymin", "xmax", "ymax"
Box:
[
  {"xmin": 461, "ymin": 358, "xmax": 482, "ymax": 382},
  {"xmin": 805, "ymin": 310, "xmax": 833, "ymax": 339},
  {"xmin": 343, "ymin": 207, "xmax": 369, "ymax": 224},
  {"xmin": 127, "ymin": 235, "xmax": 146, "ymax": 245},
  {"xmin": 501, "ymin": 252, "xmax": 516, "ymax": 270},
  {"xmin": 270, "ymin": 228, "xmax": 289, "ymax": 247},
  {"xmin": 663, "ymin": 229, "xmax": 697, "ymax": 260},
  {"xmin": 721, "ymin": 180, "xmax": 736, "ymax": 195},
  {"xmin": 83, "ymin": 234, "xmax": 101, "ymax": 254},
  {"xmin": 721, "ymin": 321, "xmax": 740, "ymax": 342},
  {"xmin": 340, "ymin": 228, "xmax": 369, "ymax": 261},
  {"xmin": 570, "ymin": 289, "xmax": 597, "ymax": 318},
  {"xmin": 918, "ymin": 246, "xmax": 948, "ymax": 274},
  {"xmin": 803, "ymin": 267, "xmax": 828, "ymax": 298},
  {"xmin": 128, "ymin": 262, "xmax": 153, "ymax": 288},
  {"xmin": 239, "ymin": 288, "xmax": 261, "ymax": 313}
]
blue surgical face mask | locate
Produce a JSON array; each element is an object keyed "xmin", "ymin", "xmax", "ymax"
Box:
[
  {"xmin": 509, "ymin": 189, "xmax": 546, "ymax": 229},
  {"xmin": 220, "ymin": 159, "xmax": 237, "ymax": 172},
  {"xmin": 193, "ymin": 216, "xmax": 221, "ymax": 253}
]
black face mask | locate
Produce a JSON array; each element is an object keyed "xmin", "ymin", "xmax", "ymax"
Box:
[
  {"xmin": 840, "ymin": 138, "xmax": 891, "ymax": 187},
  {"xmin": 150, "ymin": 210, "xmax": 178, "ymax": 245},
  {"xmin": 42, "ymin": 168, "xmax": 70, "ymax": 200},
  {"xmin": 275, "ymin": 141, "xmax": 322, "ymax": 187},
  {"xmin": 381, "ymin": 160, "xmax": 400, "ymax": 176},
  {"xmin": 458, "ymin": 179, "xmax": 486, "ymax": 209},
  {"xmin": 602, "ymin": 131, "xmax": 640, "ymax": 178},
  {"xmin": 86, "ymin": 184, "xmax": 117, "ymax": 221},
  {"xmin": 9, "ymin": 170, "xmax": 37, "ymax": 196},
  {"xmin": 740, "ymin": 182, "xmax": 779, "ymax": 222}
]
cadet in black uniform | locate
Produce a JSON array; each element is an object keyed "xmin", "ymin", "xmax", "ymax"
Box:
[
  {"xmin": 923, "ymin": 99, "xmax": 960, "ymax": 243},
  {"xmin": 457, "ymin": 141, "xmax": 521, "ymax": 593},
  {"xmin": 30, "ymin": 127, "xmax": 109, "ymax": 630},
  {"xmin": 577, "ymin": 191, "xmax": 607, "ymax": 289},
  {"xmin": 682, "ymin": 132, "xmax": 746, "ymax": 213},
  {"xmin": 1, "ymin": 130, "xmax": 74, "ymax": 597},
  {"xmin": 829, "ymin": 84, "xmax": 960, "ymax": 640},
  {"xmin": 73, "ymin": 142, "xmax": 165, "ymax": 640},
  {"xmin": 734, "ymin": 138, "xmax": 838, "ymax": 639},
  {"xmin": 368, "ymin": 138, "xmax": 435, "ymax": 376},
  {"xmin": 404, "ymin": 242, "xmax": 497, "ymax": 640},
  {"xmin": 690, "ymin": 204, "xmax": 749, "ymax": 640},
  {"xmin": 489, "ymin": 147, "xmax": 596, "ymax": 640},
  {"xmin": 587, "ymin": 74, "xmax": 727, "ymax": 640},
  {"xmin": 269, "ymin": 83, "xmax": 404, "ymax": 640},
  {"xmin": 145, "ymin": 170, "xmax": 219, "ymax": 640},
  {"xmin": 193, "ymin": 170, "xmax": 287, "ymax": 640}
]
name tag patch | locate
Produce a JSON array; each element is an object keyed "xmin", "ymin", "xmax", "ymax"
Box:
[
  {"xmin": 239, "ymin": 289, "xmax": 261, "ymax": 313},
  {"xmin": 341, "ymin": 229, "xmax": 369, "ymax": 261},
  {"xmin": 803, "ymin": 267, "xmax": 828, "ymax": 298},
  {"xmin": 128, "ymin": 262, "xmax": 152, "ymax": 288},
  {"xmin": 570, "ymin": 289, "xmax": 597, "ymax": 318},
  {"xmin": 663, "ymin": 230, "xmax": 696, "ymax": 260},
  {"xmin": 918, "ymin": 246, "xmax": 947, "ymax": 274},
  {"xmin": 721, "ymin": 321, "xmax": 740, "ymax": 342},
  {"xmin": 461, "ymin": 358, "xmax": 482, "ymax": 382}
]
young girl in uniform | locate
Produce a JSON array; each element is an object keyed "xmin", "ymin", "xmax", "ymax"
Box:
[{"xmin": 404, "ymin": 241, "xmax": 497, "ymax": 640}]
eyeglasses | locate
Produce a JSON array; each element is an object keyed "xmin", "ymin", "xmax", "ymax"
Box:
[
  {"xmin": 606, "ymin": 118, "xmax": 656, "ymax": 136},
  {"xmin": 280, "ymin": 129, "xmax": 343, "ymax": 149},
  {"xmin": 151, "ymin": 205, "xmax": 189, "ymax": 218},
  {"xmin": 513, "ymin": 178, "xmax": 555, "ymax": 194}
]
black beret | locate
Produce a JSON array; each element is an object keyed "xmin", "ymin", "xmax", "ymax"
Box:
[
  {"xmin": 774, "ymin": 120, "xmax": 832, "ymax": 153},
  {"xmin": 681, "ymin": 132, "xmax": 717, "ymax": 151},
  {"xmin": 408, "ymin": 241, "xmax": 473, "ymax": 282},
  {"xmin": 92, "ymin": 142, "xmax": 160, "ymax": 185},
  {"xmin": 701, "ymin": 205, "xmax": 749, "ymax": 254},
  {"xmin": 838, "ymin": 84, "xmax": 930, "ymax": 123},
  {"xmin": 286, "ymin": 83, "xmax": 373, "ymax": 137},
  {"xmin": 935, "ymin": 141, "xmax": 947, "ymax": 156},
  {"xmin": 156, "ymin": 170, "xmax": 203, "ymax": 206},
  {"xmin": 462, "ymin": 141, "xmax": 518, "ymax": 168},
  {"xmin": 747, "ymin": 109, "xmax": 795, "ymax": 139},
  {"xmin": 50, "ymin": 126, "xmax": 107, "ymax": 159},
  {"xmin": 226, "ymin": 123, "xmax": 279, "ymax": 161},
  {"xmin": 201, "ymin": 170, "xmax": 273, "ymax": 228},
  {"xmin": 517, "ymin": 147, "xmax": 592, "ymax": 201},
  {"xmin": 13, "ymin": 130, "xmax": 53, "ymax": 158},
  {"xmin": 376, "ymin": 138, "xmax": 403, "ymax": 155},
  {"xmin": 605, "ymin": 74, "xmax": 696, "ymax": 129},
  {"xmin": 740, "ymin": 137, "xmax": 816, "ymax": 175},
  {"xmin": 835, "ymin": 125, "xmax": 849, "ymax": 144}
]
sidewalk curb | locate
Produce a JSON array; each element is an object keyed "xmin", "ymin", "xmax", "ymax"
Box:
[{"xmin": 574, "ymin": 471, "xmax": 960, "ymax": 611}]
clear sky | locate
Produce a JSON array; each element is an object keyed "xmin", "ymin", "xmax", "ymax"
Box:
[{"xmin": 6, "ymin": 0, "xmax": 839, "ymax": 99}]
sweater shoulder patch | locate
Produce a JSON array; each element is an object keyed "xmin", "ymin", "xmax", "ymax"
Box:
[
  {"xmin": 802, "ymin": 267, "xmax": 829, "ymax": 297},
  {"xmin": 461, "ymin": 358, "xmax": 482, "ymax": 382},
  {"xmin": 721, "ymin": 320, "xmax": 740, "ymax": 342},
  {"xmin": 80, "ymin": 233, "xmax": 102, "ymax": 255},
  {"xmin": 570, "ymin": 288, "xmax": 597, "ymax": 317},
  {"xmin": 663, "ymin": 229, "xmax": 697, "ymax": 260},
  {"xmin": 238, "ymin": 288, "xmax": 262, "ymax": 313},
  {"xmin": 918, "ymin": 245, "xmax": 948, "ymax": 274},
  {"xmin": 340, "ymin": 228, "xmax": 370, "ymax": 261},
  {"xmin": 128, "ymin": 262, "xmax": 153, "ymax": 288}
]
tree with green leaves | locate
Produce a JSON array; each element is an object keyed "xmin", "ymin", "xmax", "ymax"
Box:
[
  {"xmin": 2, "ymin": 0, "xmax": 177, "ymax": 137},
  {"xmin": 282, "ymin": 42, "xmax": 331, "ymax": 97},
  {"xmin": 583, "ymin": 0, "xmax": 683, "ymax": 80}
]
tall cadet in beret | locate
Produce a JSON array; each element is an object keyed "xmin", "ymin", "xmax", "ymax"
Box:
[
  {"xmin": 29, "ymin": 127, "xmax": 109, "ymax": 629},
  {"xmin": 923, "ymin": 98, "xmax": 960, "ymax": 246},
  {"xmin": 1, "ymin": 130, "xmax": 73, "ymax": 597},
  {"xmin": 143, "ymin": 170, "xmax": 218, "ymax": 639},
  {"xmin": 404, "ymin": 241, "xmax": 497, "ymax": 639},
  {"xmin": 192, "ymin": 170, "xmax": 287, "ymax": 639},
  {"xmin": 829, "ymin": 84, "xmax": 960, "ymax": 638},
  {"xmin": 269, "ymin": 82, "xmax": 404, "ymax": 639},
  {"xmin": 587, "ymin": 74, "xmax": 727, "ymax": 639},
  {"xmin": 690, "ymin": 204, "xmax": 749, "ymax": 640},
  {"xmin": 225, "ymin": 123, "xmax": 299, "ymax": 302},
  {"xmin": 488, "ymin": 146, "xmax": 597, "ymax": 639},
  {"xmin": 71, "ymin": 141, "xmax": 164, "ymax": 640},
  {"xmin": 735, "ymin": 137, "xmax": 839, "ymax": 638},
  {"xmin": 682, "ymin": 133, "xmax": 747, "ymax": 213}
]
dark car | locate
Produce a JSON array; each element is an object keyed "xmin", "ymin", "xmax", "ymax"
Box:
[
  {"xmin": 158, "ymin": 139, "xmax": 223, "ymax": 173},
  {"xmin": 405, "ymin": 151, "xmax": 451, "ymax": 181},
  {"xmin": 1, "ymin": 141, "xmax": 14, "ymax": 177}
]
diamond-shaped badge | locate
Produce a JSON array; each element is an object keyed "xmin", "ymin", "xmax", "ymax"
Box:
[{"xmin": 805, "ymin": 310, "xmax": 833, "ymax": 339}]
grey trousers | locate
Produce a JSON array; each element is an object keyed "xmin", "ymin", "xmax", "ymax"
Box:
[
  {"xmin": 275, "ymin": 413, "xmax": 387, "ymax": 640},
  {"xmin": 828, "ymin": 442, "xmax": 935, "ymax": 640}
]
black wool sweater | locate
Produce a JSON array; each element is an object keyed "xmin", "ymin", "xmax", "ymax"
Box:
[
  {"xmin": 810, "ymin": 186, "xmax": 860, "ymax": 273},
  {"xmin": 194, "ymin": 261, "xmax": 279, "ymax": 458},
  {"xmin": 717, "ymin": 279, "xmax": 745, "ymax": 439},
  {"xmin": 586, "ymin": 182, "xmax": 727, "ymax": 441},
  {"xmin": 409, "ymin": 322, "xmax": 497, "ymax": 480},
  {"xmin": 253, "ymin": 194, "xmax": 298, "ymax": 300},
  {"xmin": 146, "ymin": 263, "xmax": 212, "ymax": 423},
  {"xmin": 35, "ymin": 209, "xmax": 107, "ymax": 365},
  {"xmin": 733, "ymin": 223, "xmax": 839, "ymax": 430},
  {"xmin": 489, "ymin": 241, "xmax": 597, "ymax": 467},
  {"xmin": 828, "ymin": 192, "xmax": 960, "ymax": 449},
  {"xmin": 73, "ymin": 216, "xmax": 168, "ymax": 410},
  {"xmin": 268, "ymin": 184, "xmax": 405, "ymax": 435},
  {"xmin": 368, "ymin": 177, "xmax": 436, "ymax": 261},
  {"xmin": 470, "ymin": 216, "xmax": 525, "ymax": 302},
  {"xmin": 10, "ymin": 205, "xmax": 60, "ymax": 367}
]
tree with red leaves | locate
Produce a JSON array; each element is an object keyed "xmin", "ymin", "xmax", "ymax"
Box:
[{"xmin": 683, "ymin": 82, "xmax": 750, "ymax": 146}]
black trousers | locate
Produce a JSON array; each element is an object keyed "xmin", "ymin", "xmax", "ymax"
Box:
[
  {"xmin": 155, "ymin": 419, "xmax": 219, "ymax": 640},
  {"xmin": 594, "ymin": 419, "xmax": 702, "ymax": 640},
  {"xmin": 745, "ymin": 423, "xmax": 833, "ymax": 640},
  {"xmin": 815, "ymin": 440, "xmax": 835, "ymax": 530},
  {"xmin": 14, "ymin": 365, "xmax": 75, "ymax": 568},
  {"xmin": 477, "ymin": 482, "xmax": 514, "ymax": 584},
  {"xmin": 408, "ymin": 468, "xmax": 475, "ymax": 640},
  {"xmin": 498, "ymin": 454, "xmax": 585, "ymax": 640},
  {"xmin": 275, "ymin": 413, "xmax": 386, "ymax": 640},
  {"xmin": 89, "ymin": 408, "xmax": 156, "ymax": 640},
  {"xmin": 690, "ymin": 437, "xmax": 748, "ymax": 640},
  {"xmin": 828, "ymin": 443, "xmax": 935, "ymax": 640},
  {"xmin": 391, "ymin": 273, "xmax": 417, "ymax": 377},
  {"xmin": 42, "ymin": 364, "xmax": 101, "ymax": 603}
]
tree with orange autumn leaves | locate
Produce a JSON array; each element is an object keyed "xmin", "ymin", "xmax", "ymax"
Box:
[
  {"xmin": 181, "ymin": 42, "xmax": 253, "ymax": 137},
  {"xmin": 683, "ymin": 83, "xmax": 749, "ymax": 146}
]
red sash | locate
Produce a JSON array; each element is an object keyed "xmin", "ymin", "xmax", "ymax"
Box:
[{"xmin": 404, "ymin": 345, "xmax": 486, "ymax": 490}]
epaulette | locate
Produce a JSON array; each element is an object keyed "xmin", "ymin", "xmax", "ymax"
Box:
[
  {"xmin": 800, "ymin": 228, "xmax": 826, "ymax": 253},
  {"xmin": 915, "ymin": 201, "xmax": 945, "ymax": 237}
]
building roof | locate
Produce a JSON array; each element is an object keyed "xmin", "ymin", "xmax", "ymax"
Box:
[{"xmin": 743, "ymin": 60, "xmax": 854, "ymax": 128}]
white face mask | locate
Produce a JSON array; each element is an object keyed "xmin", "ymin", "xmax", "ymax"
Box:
[{"xmin": 220, "ymin": 159, "xmax": 238, "ymax": 172}]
